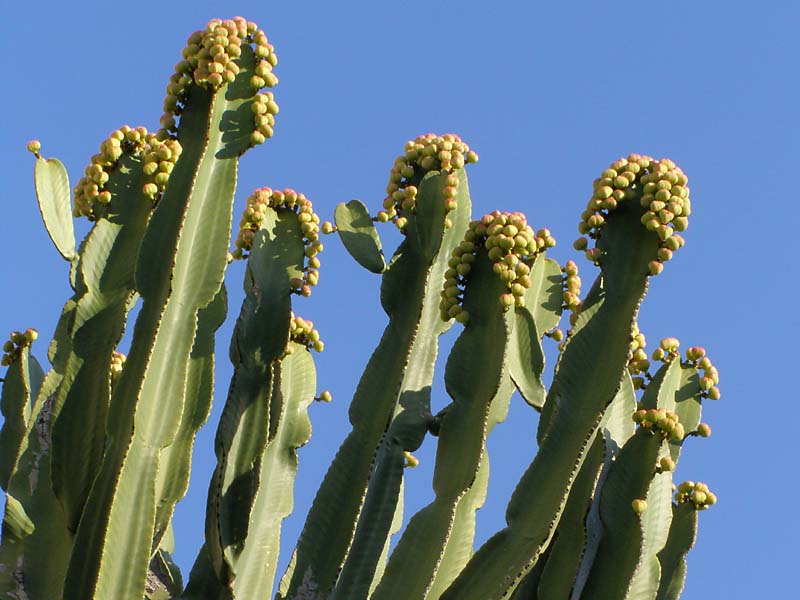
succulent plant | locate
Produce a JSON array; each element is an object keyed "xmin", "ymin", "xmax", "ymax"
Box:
[{"xmin": 0, "ymin": 16, "xmax": 722, "ymax": 600}]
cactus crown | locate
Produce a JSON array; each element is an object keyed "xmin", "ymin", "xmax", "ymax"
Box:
[
  {"xmin": 232, "ymin": 187, "xmax": 322, "ymax": 297},
  {"xmin": 159, "ymin": 17, "xmax": 279, "ymax": 141},
  {"xmin": 73, "ymin": 126, "xmax": 182, "ymax": 220},
  {"xmin": 575, "ymin": 155, "xmax": 690, "ymax": 275},
  {"xmin": 439, "ymin": 210, "xmax": 555, "ymax": 322},
  {"xmin": 378, "ymin": 133, "xmax": 478, "ymax": 230}
]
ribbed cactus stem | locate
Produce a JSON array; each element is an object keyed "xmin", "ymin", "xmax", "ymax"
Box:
[
  {"xmin": 62, "ymin": 19, "xmax": 275, "ymax": 597},
  {"xmin": 280, "ymin": 163, "xmax": 473, "ymax": 599}
]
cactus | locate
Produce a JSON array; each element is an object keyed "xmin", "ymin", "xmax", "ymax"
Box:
[{"xmin": 0, "ymin": 17, "xmax": 722, "ymax": 600}]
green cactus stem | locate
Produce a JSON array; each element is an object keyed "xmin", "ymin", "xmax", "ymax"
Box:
[
  {"xmin": 62, "ymin": 18, "xmax": 276, "ymax": 599},
  {"xmin": 440, "ymin": 155, "xmax": 679, "ymax": 599},
  {"xmin": 50, "ymin": 127, "xmax": 174, "ymax": 534},
  {"xmin": 279, "ymin": 149, "xmax": 473, "ymax": 600},
  {"xmin": 374, "ymin": 214, "xmax": 560, "ymax": 599},
  {"xmin": 198, "ymin": 191, "xmax": 317, "ymax": 591}
]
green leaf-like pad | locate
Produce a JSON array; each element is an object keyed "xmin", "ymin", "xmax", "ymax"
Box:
[
  {"xmin": 335, "ymin": 200, "xmax": 385, "ymax": 273},
  {"xmin": 34, "ymin": 157, "xmax": 75, "ymax": 261}
]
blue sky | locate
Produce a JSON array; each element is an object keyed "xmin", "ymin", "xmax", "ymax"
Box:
[{"xmin": 2, "ymin": 1, "xmax": 796, "ymax": 597}]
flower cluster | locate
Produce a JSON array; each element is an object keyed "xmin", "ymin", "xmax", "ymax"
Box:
[
  {"xmin": 632, "ymin": 407, "xmax": 685, "ymax": 442},
  {"xmin": 159, "ymin": 17, "xmax": 278, "ymax": 142},
  {"xmin": 574, "ymin": 155, "xmax": 690, "ymax": 274},
  {"xmin": 232, "ymin": 187, "xmax": 322, "ymax": 296},
  {"xmin": 249, "ymin": 92, "xmax": 279, "ymax": 146},
  {"xmin": 685, "ymin": 346, "xmax": 721, "ymax": 401},
  {"xmin": 652, "ymin": 340, "xmax": 721, "ymax": 401},
  {"xmin": 628, "ymin": 323, "xmax": 650, "ymax": 389},
  {"xmin": 440, "ymin": 211, "xmax": 555, "ymax": 322},
  {"xmin": 286, "ymin": 314, "xmax": 324, "ymax": 353},
  {"xmin": 1, "ymin": 329, "xmax": 37, "ymax": 367},
  {"xmin": 73, "ymin": 126, "xmax": 182, "ymax": 220},
  {"xmin": 562, "ymin": 260, "xmax": 582, "ymax": 324},
  {"xmin": 110, "ymin": 352, "xmax": 126, "ymax": 384},
  {"xmin": 674, "ymin": 480, "xmax": 717, "ymax": 510},
  {"xmin": 378, "ymin": 133, "xmax": 478, "ymax": 231}
]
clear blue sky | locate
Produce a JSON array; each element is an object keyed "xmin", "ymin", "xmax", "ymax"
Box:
[{"xmin": 2, "ymin": 1, "xmax": 796, "ymax": 598}]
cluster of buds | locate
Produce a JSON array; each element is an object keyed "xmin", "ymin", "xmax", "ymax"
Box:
[
  {"xmin": 674, "ymin": 480, "xmax": 717, "ymax": 510},
  {"xmin": 439, "ymin": 211, "xmax": 555, "ymax": 322},
  {"xmin": 652, "ymin": 340, "xmax": 721, "ymax": 401},
  {"xmin": 110, "ymin": 352, "xmax": 126, "ymax": 384},
  {"xmin": 628, "ymin": 323, "xmax": 650, "ymax": 389},
  {"xmin": 573, "ymin": 155, "xmax": 689, "ymax": 275},
  {"xmin": 232, "ymin": 187, "xmax": 322, "ymax": 296},
  {"xmin": 632, "ymin": 407, "xmax": 685, "ymax": 442},
  {"xmin": 159, "ymin": 17, "xmax": 278, "ymax": 140},
  {"xmin": 1, "ymin": 329, "xmax": 37, "ymax": 367},
  {"xmin": 287, "ymin": 314, "xmax": 324, "ymax": 353},
  {"xmin": 684, "ymin": 345, "xmax": 721, "ymax": 401},
  {"xmin": 73, "ymin": 126, "xmax": 182, "ymax": 220},
  {"xmin": 249, "ymin": 92, "xmax": 279, "ymax": 146},
  {"xmin": 651, "ymin": 336, "xmax": 681, "ymax": 363},
  {"xmin": 562, "ymin": 260, "xmax": 582, "ymax": 323},
  {"xmin": 378, "ymin": 133, "xmax": 478, "ymax": 230}
]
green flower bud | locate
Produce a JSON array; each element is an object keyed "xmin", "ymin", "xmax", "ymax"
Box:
[
  {"xmin": 697, "ymin": 423, "xmax": 712, "ymax": 437},
  {"xmin": 631, "ymin": 499, "xmax": 647, "ymax": 514},
  {"xmin": 648, "ymin": 261, "xmax": 664, "ymax": 276},
  {"xmin": 26, "ymin": 140, "xmax": 41, "ymax": 155},
  {"xmin": 404, "ymin": 451, "xmax": 419, "ymax": 468},
  {"xmin": 318, "ymin": 390, "xmax": 332, "ymax": 402},
  {"xmin": 660, "ymin": 457, "xmax": 675, "ymax": 471}
]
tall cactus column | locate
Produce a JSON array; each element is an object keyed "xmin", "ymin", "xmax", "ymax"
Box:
[
  {"xmin": 441, "ymin": 155, "xmax": 690, "ymax": 599},
  {"xmin": 280, "ymin": 135, "xmax": 477, "ymax": 599},
  {"xmin": 62, "ymin": 18, "xmax": 279, "ymax": 600},
  {"xmin": 181, "ymin": 188, "xmax": 324, "ymax": 599},
  {"xmin": 373, "ymin": 212, "xmax": 560, "ymax": 599}
]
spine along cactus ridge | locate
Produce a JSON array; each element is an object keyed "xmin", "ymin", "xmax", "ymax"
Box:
[{"xmin": 0, "ymin": 16, "xmax": 722, "ymax": 600}]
